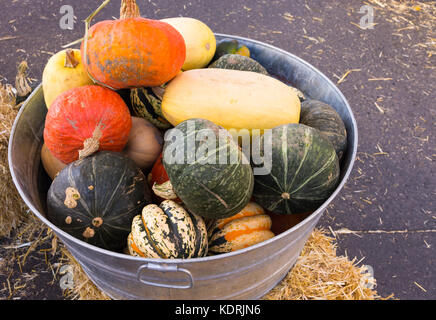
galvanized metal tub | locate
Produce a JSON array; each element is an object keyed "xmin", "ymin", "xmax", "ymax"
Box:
[{"xmin": 8, "ymin": 34, "xmax": 357, "ymax": 300}]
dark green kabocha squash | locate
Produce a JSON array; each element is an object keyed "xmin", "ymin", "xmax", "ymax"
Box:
[
  {"xmin": 162, "ymin": 118, "xmax": 254, "ymax": 219},
  {"xmin": 208, "ymin": 54, "xmax": 268, "ymax": 75},
  {"xmin": 252, "ymin": 123, "xmax": 340, "ymax": 215},
  {"xmin": 130, "ymin": 86, "xmax": 172, "ymax": 129},
  {"xmin": 300, "ymin": 99, "xmax": 347, "ymax": 160},
  {"xmin": 46, "ymin": 151, "xmax": 152, "ymax": 252}
]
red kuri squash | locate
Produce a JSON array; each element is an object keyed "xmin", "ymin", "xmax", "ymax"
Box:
[
  {"xmin": 80, "ymin": 0, "xmax": 186, "ymax": 89},
  {"xmin": 43, "ymin": 85, "xmax": 132, "ymax": 164}
]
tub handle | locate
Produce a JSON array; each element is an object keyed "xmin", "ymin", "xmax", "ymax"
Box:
[{"xmin": 136, "ymin": 263, "xmax": 194, "ymax": 289}]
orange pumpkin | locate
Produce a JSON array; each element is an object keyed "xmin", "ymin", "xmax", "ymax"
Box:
[
  {"xmin": 43, "ymin": 85, "xmax": 132, "ymax": 164},
  {"xmin": 81, "ymin": 0, "xmax": 186, "ymax": 89}
]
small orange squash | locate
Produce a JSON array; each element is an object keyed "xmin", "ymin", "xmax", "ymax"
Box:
[
  {"xmin": 207, "ymin": 202, "xmax": 275, "ymax": 254},
  {"xmin": 81, "ymin": 0, "xmax": 186, "ymax": 89}
]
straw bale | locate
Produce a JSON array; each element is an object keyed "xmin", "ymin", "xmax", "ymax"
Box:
[
  {"xmin": 0, "ymin": 82, "xmax": 28, "ymax": 237},
  {"xmin": 263, "ymin": 229, "xmax": 387, "ymax": 300}
]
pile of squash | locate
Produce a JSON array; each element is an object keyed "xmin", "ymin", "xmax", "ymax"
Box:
[{"xmin": 40, "ymin": 0, "xmax": 347, "ymax": 258}]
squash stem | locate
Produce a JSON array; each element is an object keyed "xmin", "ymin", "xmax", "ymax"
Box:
[
  {"xmin": 64, "ymin": 49, "xmax": 79, "ymax": 68},
  {"xmin": 120, "ymin": 0, "xmax": 141, "ymax": 19}
]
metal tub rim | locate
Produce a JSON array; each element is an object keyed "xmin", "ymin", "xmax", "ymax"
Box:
[{"xmin": 8, "ymin": 33, "xmax": 358, "ymax": 265}]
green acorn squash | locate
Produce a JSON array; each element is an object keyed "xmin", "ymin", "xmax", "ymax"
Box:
[
  {"xmin": 128, "ymin": 200, "xmax": 208, "ymax": 258},
  {"xmin": 162, "ymin": 118, "xmax": 254, "ymax": 219},
  {"xmin": 252, "ymin": 123, "xmax": 340, "ymax": 215},
  {"xmin": 46, "ymin": 151, "xmax": 152, "ymax": 252},
  {"xmin": 300, "ymin": 100, "xmax": 347, "ymax": 160}
]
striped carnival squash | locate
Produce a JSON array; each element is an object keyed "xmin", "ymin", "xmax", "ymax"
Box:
[
  {"xmin": 128, "ymin": 200, "xmax": 208, "ymax": 258},
  {"xmin": 300, "ymin": 99, "xmax": 347, "ymax": 160},
  {"xmin": 162, "ymin": 118, "xmax": 254, "ymax": 219},
  {"xmin": 252, "ymin": 123, "xmax": 340, "ymax": 215},
  {"xmin": 130, "ymin": 87, "xmax": 172, "ymax": 129},
  {"xmin": 46, "ymin": 151, "xmax": 151, "ymax": 251},
  {"xmin": 207, "ymin": 202, "xmax": 275, "ymax": 254}
]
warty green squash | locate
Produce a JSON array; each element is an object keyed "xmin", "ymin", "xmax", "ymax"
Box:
[{"xmin": 162, "ymin": 118, "xmax": 254, "ymax": 219}]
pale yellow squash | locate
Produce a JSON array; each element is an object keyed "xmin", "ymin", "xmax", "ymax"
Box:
[
  {"xmin": 161, "ymin": 69, "xmax": 301, "ymax": 134},
  {"xmin": 161, "ymin": 17, "xmax": 216, "ymax": 70},
  {"xmin": 42, "ymin": 49, "xmax": 93, "ymax": 108}
]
